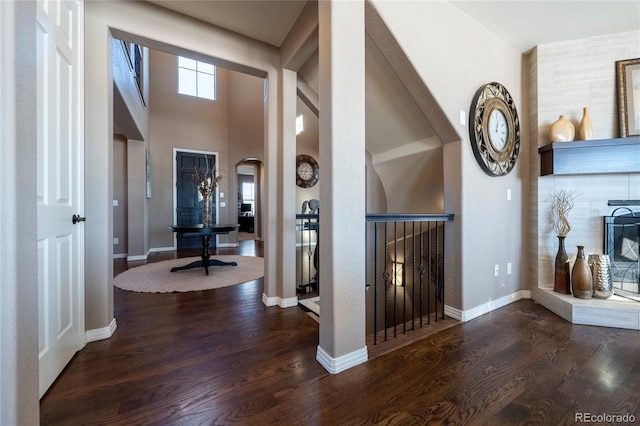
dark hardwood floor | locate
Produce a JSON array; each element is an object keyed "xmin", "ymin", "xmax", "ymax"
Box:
[{"xmin": 40, "ymin": 240, "xmax": 640, "ymax": 425}]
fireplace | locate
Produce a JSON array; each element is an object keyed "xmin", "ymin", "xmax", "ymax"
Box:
[{"xmin": 604, "ymin": 206, "xmax": 640, "ymax": 301}]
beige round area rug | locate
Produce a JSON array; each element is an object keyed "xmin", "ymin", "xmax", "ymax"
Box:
[{"xmin": 114, "ymin": 256, "xmax": 264, "ymax": 293}]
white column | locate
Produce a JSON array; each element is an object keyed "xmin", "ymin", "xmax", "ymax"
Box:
[
  {"xmin": 84, "ymin": 12, "xmax": 114, "ymax": 331},
  {"xmin": 317, "ymin": 0, "xmax": 367, "ymax": 373},
  {"xmin": 279, "ymin": 68, "xmax": 299, "ymax": 305},
  {"xmin": 262, "ymin": 73, "xmax": 280, "ymax": 306},
  {"xmin": 0, "ymin": 1, "xmax": 40, "ymax": 423}
]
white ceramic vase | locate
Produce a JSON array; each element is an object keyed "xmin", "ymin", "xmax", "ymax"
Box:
[
  {"xmin": 549, "ymin": 115, "xmax": 575, "ymax": 142},
  {"xmin": 579, "ymin": 107, "xmax": 593, "ymax": 140}
]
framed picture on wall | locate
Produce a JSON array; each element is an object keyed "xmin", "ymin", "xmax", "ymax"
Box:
[{"xmin": 616, "ymin": 57, "xmax": 640, "ymax": 137}]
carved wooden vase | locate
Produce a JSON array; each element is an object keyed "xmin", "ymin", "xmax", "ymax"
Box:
[
  {"xmin": 571, "ymin": 246, "xmax": 593, "ymax": 299},
  {"xmin": 554, "ymin": 236, "xmax": 571, "ymax": 294},
  {"xmin": 549, "ymin": 115, "xmax": 575, "ymax": 142},
  {"xmin": 579, "ymin": 107, "xmax": 593, "ymax": 140}
]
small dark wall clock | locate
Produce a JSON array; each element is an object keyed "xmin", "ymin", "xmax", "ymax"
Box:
[
  {"xmin": 469, "ymin": 82, "xmax": 520, "ymax": 176},
  {"xmin": 296, "ymin": 154, "xmax": 319, "ymax": 188}
]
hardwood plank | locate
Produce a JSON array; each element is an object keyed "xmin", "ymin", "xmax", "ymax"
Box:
[{"xmin": 41, "ymin": 242, "xmax": 640, "ymax": 424}]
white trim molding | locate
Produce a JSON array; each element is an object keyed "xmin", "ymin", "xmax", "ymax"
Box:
[
  {"xmin": 217, "ymin": 242, "xmax": 239, "ymax": 248},
  {"xmin": 148, "ymin": 246, "xmax": 175, "ymax": 253},
  {"xmin": 316, "ymin": 346, "xmax": 368, "ymax": 374},
  {"xmin": 126, "ymin": 254, "xmax": 148, "ymax": 262},
  {"xmin": 445, "ymin": 290, "xmax": 531, "ymax": 322},
  {"xmin": 262, "ymin": 293, "xmax": 298, "ymax": 308},
  {"xmin": 85, "ymin": 318, "xmax": 117, "ymax": 343}
]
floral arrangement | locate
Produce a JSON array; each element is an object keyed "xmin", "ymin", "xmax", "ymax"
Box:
[
  {"xmin": 193, "ymin": 155, "xmax": 223, "ymax": 198},
  {"xmin": 551, "ymin": 190, "xmax": 575, "ymax": 237}
]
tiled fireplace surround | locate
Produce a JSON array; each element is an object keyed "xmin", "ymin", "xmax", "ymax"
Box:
[
  {"xmin": 534, "ymin": 175, "xmax": 640, "ymax": 330},
  {"xmin": 530, "ymin": 32, "xmax": 640, "ymax": 330}
]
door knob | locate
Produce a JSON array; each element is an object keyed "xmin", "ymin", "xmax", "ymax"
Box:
[{"xmin": 72, "ymin": 214, "xmax": 86, "ymax": 224}]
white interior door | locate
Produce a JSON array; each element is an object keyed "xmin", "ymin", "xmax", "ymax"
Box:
[{"xmin": 36, "ymin": 0, "xmax": 85, "ymax": 398}]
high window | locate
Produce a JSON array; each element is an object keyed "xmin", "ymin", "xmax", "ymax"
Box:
[{"xmin": 178, "ymin": 57, "xmax": 216, "ymax": 100}]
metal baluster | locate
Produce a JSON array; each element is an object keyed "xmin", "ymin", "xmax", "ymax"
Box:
[
  {"xmin": 427, "ymin": 222, "xmax": 432, "ymax": 325},
  {"xmin": 419, "ymin": 221, "xmax": 424, "ymax": 327},
  {"xmin": 373, "ymin": 222, "xmax": 378, "ymax": 345},
  {"xmin": 402, "ymin": 221, "xmax": 407, "ymax": 334},
  {"xmin": 411, "ymin": 221, "xmax": 416, "ymax": 331}
]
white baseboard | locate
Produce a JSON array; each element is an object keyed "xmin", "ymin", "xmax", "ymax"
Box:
[
  {"xmin": 262, "ymin": 293, "xmax": 298, "ymax": 308},
  {"xmin": 218, "ymin": 242, "xmax": 239, "ymax": 248},
  {"xmin": 113, "ymin": 253, "xmax": 127, "ymax": 259},
  {"xmin": 148, "ymin": 246, "xmax": 175, "ymax": 253},
  {"xmin": 445, "ymin": 290, "xmax": 531, "ymax": 322},
  {"xmin": 127, "ymin": 254, "xmax": 148, "ymax": 261},
  {"xmin": 280, "ymin": 296, "xmax": 298, "ymax": 308},
  {"xmin": 85, "ymin": 318, "xmax": 117, "ymax": 343},
  {"xmin": 316, "ymin": 345, "xmax": 368, "ymax": 374}
]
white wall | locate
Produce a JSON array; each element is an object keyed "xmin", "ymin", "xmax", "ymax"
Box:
[
  {"xmin": 227, "ymin": 69, "xmax": 266, "ymax": 239},
  {"xmin": 530, "ymin": 31, "xmax": 640, "ymax": 295},
  {"xmin": 1, "ymin": 1, "xmax": 39, "ymax": 423},
  {"xmin": 372, "ymin": 0, "xmax": 528, "ymax": 313},
  {"xmin": 147, "ymin": 49, "xmax": 231, "ymax": 249},
  {"xmin": 113, "ymin": 134, "xmax": 128, "ymax": 256},
  {"xmin": 112, "ymin": 38, "xmax": 148, "ymax": 140}
]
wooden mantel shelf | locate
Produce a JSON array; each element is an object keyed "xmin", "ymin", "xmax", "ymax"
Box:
[{"xmin": 538, "ymin": 136, "xmax": 640, "ymax": 176}]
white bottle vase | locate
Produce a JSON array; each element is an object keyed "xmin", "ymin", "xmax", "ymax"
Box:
[
  {"xmin": 549, "ymin": 115, "xmax": 575, "ymax": 142},
  {"xmin": 579, "ymin": 107, "xmax": 593, "ymax": 140}
]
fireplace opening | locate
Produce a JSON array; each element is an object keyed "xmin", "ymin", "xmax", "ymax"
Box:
[{"xmin": 604, "ymin": 205, "xmax": 640, "ymax": 302}]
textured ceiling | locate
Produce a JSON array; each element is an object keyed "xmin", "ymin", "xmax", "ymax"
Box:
[
  {"xmin": 146, "ymin": 1, "xmax": 639, "ymax": 52},
  {"xmin": 146, "ymin": 0, "xmax": 307, "ymax": 47},
  {"xmin": 449, "ymin": 0, "xmax": 640, "ymax": 53}
]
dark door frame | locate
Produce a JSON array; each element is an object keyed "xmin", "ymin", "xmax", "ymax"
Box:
[{"xmin": 172, "ymin": 148, "xmax": 219, "ymax": 250}]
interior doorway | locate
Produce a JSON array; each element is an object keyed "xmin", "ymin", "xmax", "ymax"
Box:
[{"xmin": 236, "ymin": 159, "xmax": 263, "ymax": 241}]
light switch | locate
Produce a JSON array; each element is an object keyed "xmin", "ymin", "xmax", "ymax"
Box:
[
  {"xmin": 220, "ymin": 192, "xmax": 224, "ymax": 198},
  {"xmin": 113, "ymin": 199, "xmax": 118, "ymax": 207}
]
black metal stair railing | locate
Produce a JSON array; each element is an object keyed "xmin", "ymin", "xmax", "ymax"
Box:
[
  {"xmin": 296, "ymin": 213, "xmax": 320, "ymax": 294},
  {"xmin": 366, "ymin": 213, "xmax": 454, "ymax": 345}
]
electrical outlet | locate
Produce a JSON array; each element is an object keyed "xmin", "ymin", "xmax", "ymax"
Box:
[
  {"xmin": 113, "ymin": 237, "xmax": 119, "ymax": 245},
  {"xmin": 494, "ymin": 264, "xmax": 499, "ymax": 276},
  {"xmin": 113, "ymin": 199, "xmax": 118, "ymax": 207},
  {"xmin": 507, "ymin": 262, "xmax": 512, "ymax": 275}
]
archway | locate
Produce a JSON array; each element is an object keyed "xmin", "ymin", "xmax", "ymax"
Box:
[{"xmin": 235, "ymin": 158, "xmax": 263, "ymax": 242}]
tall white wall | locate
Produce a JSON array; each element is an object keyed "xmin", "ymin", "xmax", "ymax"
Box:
[
  {"xmin": 0, "ymin": 1, "xmax": 39, "ymax": 423},
  {"xmin": 372, "ymin": 0, "xmax": 528, "ymax": 314},
  {"xmin": 317, "ymin": 0, "xmax": 368, "ymax": 371},
  {"xmin": 530, "ymin": 31, "xmax": 640, "ymax": 296},
  {"xmin": 147, "ymin": 49, "xmax": 231, "ymax": 249},
  {"xmin": 113, "ymin": 134, "xmax": 128, "ymax": 257}
]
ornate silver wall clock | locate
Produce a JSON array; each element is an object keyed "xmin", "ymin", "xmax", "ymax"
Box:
[
  {"xmin": 296, "ymin": 154, "xmax": 319, "ymax": 188},
  {"xmin": 469, "ymin": 82, "xmax": 520, "ymax": 176}
]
